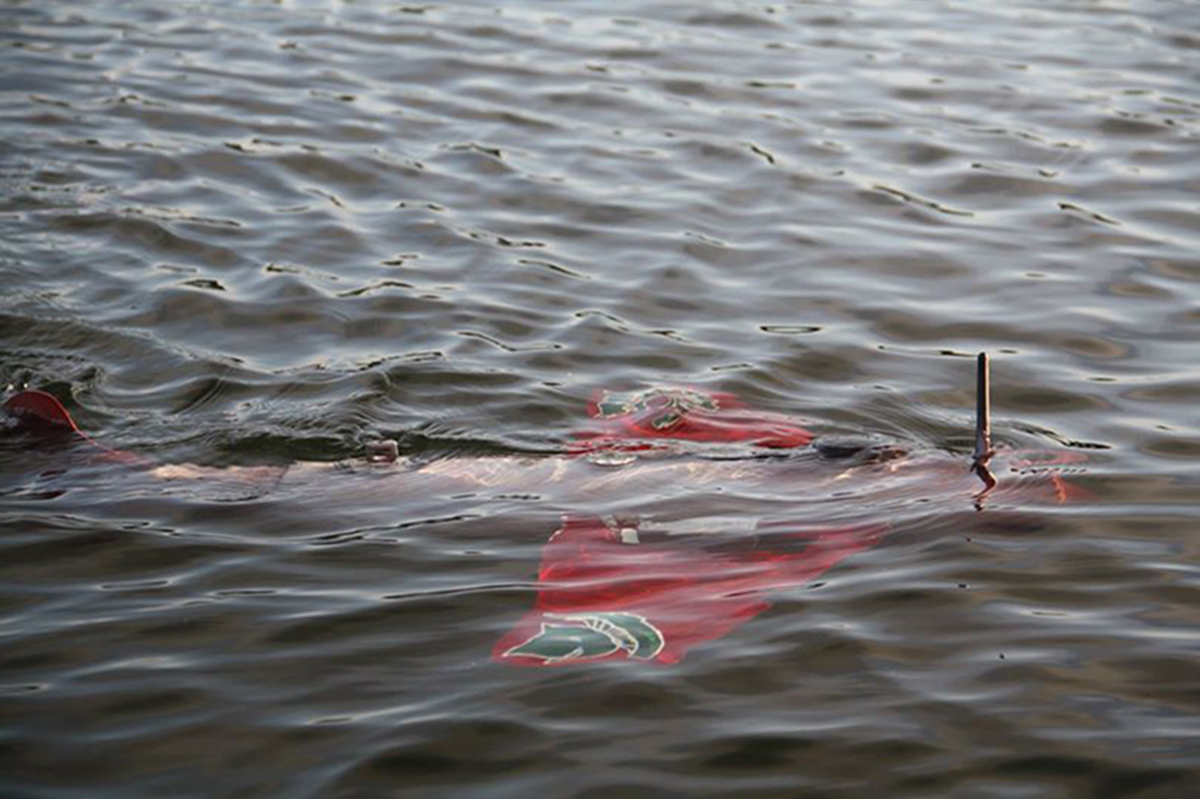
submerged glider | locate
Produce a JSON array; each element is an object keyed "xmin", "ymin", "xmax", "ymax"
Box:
[{"xmin": 3, "ymin": 355, "xmax": 1085, "ymax": 666}]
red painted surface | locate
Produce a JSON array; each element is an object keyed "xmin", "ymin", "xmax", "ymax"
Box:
[
  {"xmin": 4, "ymin": 390, "xmax": 150, "ymax": 466},
  {"xmin": 571, "ymin": 388, "xmax": 815, "ymax": 452},
  {"xmin": 4, "ymin": 390, "xmax": 79, "ymax": 431},
  {"xmin": 493, "ymin": 515, "xmax": 886, "ymax": 666}
]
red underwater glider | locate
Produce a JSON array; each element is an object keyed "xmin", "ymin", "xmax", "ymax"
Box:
[{"xmin": 4, "ymin": 355, "xmax": 1085, "ymax": 667}]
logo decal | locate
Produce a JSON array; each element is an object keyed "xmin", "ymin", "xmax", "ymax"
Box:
[{"xmin": 503, "ymin": 612, "xmax": 665, "ymax": 664}]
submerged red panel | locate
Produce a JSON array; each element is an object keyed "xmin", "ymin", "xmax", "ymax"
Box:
[
  {"xmin": 494, "ymin": 515, "xmax": 886, "ymax": 666},
  {"xmin": 499, "ymin": 388, "xmax": 853, "ymax": 666},
  {"xmin": 571, "ymin": 388, "xmax": 815, "ymax": 452}
]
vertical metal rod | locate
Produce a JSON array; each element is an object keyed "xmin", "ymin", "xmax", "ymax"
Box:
[
  {"xmin": 973, "ymin": 352, "xmax": 992, "ymax": 463},
  {"xmin": 971, "ymin": 352, "xmax": 996, "ymax": 496}
]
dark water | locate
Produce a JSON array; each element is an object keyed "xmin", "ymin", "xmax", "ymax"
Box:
[{"xmin": 2, "ymin": 0, "xmax": 1199, "ymax": 796}]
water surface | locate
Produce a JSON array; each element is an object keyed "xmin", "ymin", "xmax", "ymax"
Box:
[{"xmin": 2, "ymin": 1, "xmax": 1198, "ymax": 797}]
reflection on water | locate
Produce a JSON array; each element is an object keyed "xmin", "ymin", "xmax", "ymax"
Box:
[{"xmin": 2, "ymin": 0, "xmax": 1198, "ymax": 796}]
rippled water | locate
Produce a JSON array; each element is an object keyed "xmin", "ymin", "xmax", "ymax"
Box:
[{"xmin": 2, "ymin": 1, "xmax": 1199, "ymax": 796}]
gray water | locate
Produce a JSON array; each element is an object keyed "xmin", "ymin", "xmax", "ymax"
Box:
[{"xmin": 1, "ymin": 1, "xmax": 1198, "ymax": 797}]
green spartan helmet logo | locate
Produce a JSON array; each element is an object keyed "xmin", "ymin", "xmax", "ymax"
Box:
[{"xmin": 504, "ymin": 612, "xmax": 666, "ymax": 663}]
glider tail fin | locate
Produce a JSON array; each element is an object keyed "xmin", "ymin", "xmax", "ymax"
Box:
[
  {"xmin": 4, "ymin": 389, "xmax": 150, "ymax": 467},
  {"xmin": 4, "ymin": 389, "xmax": 81, "ymax": 432}
]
